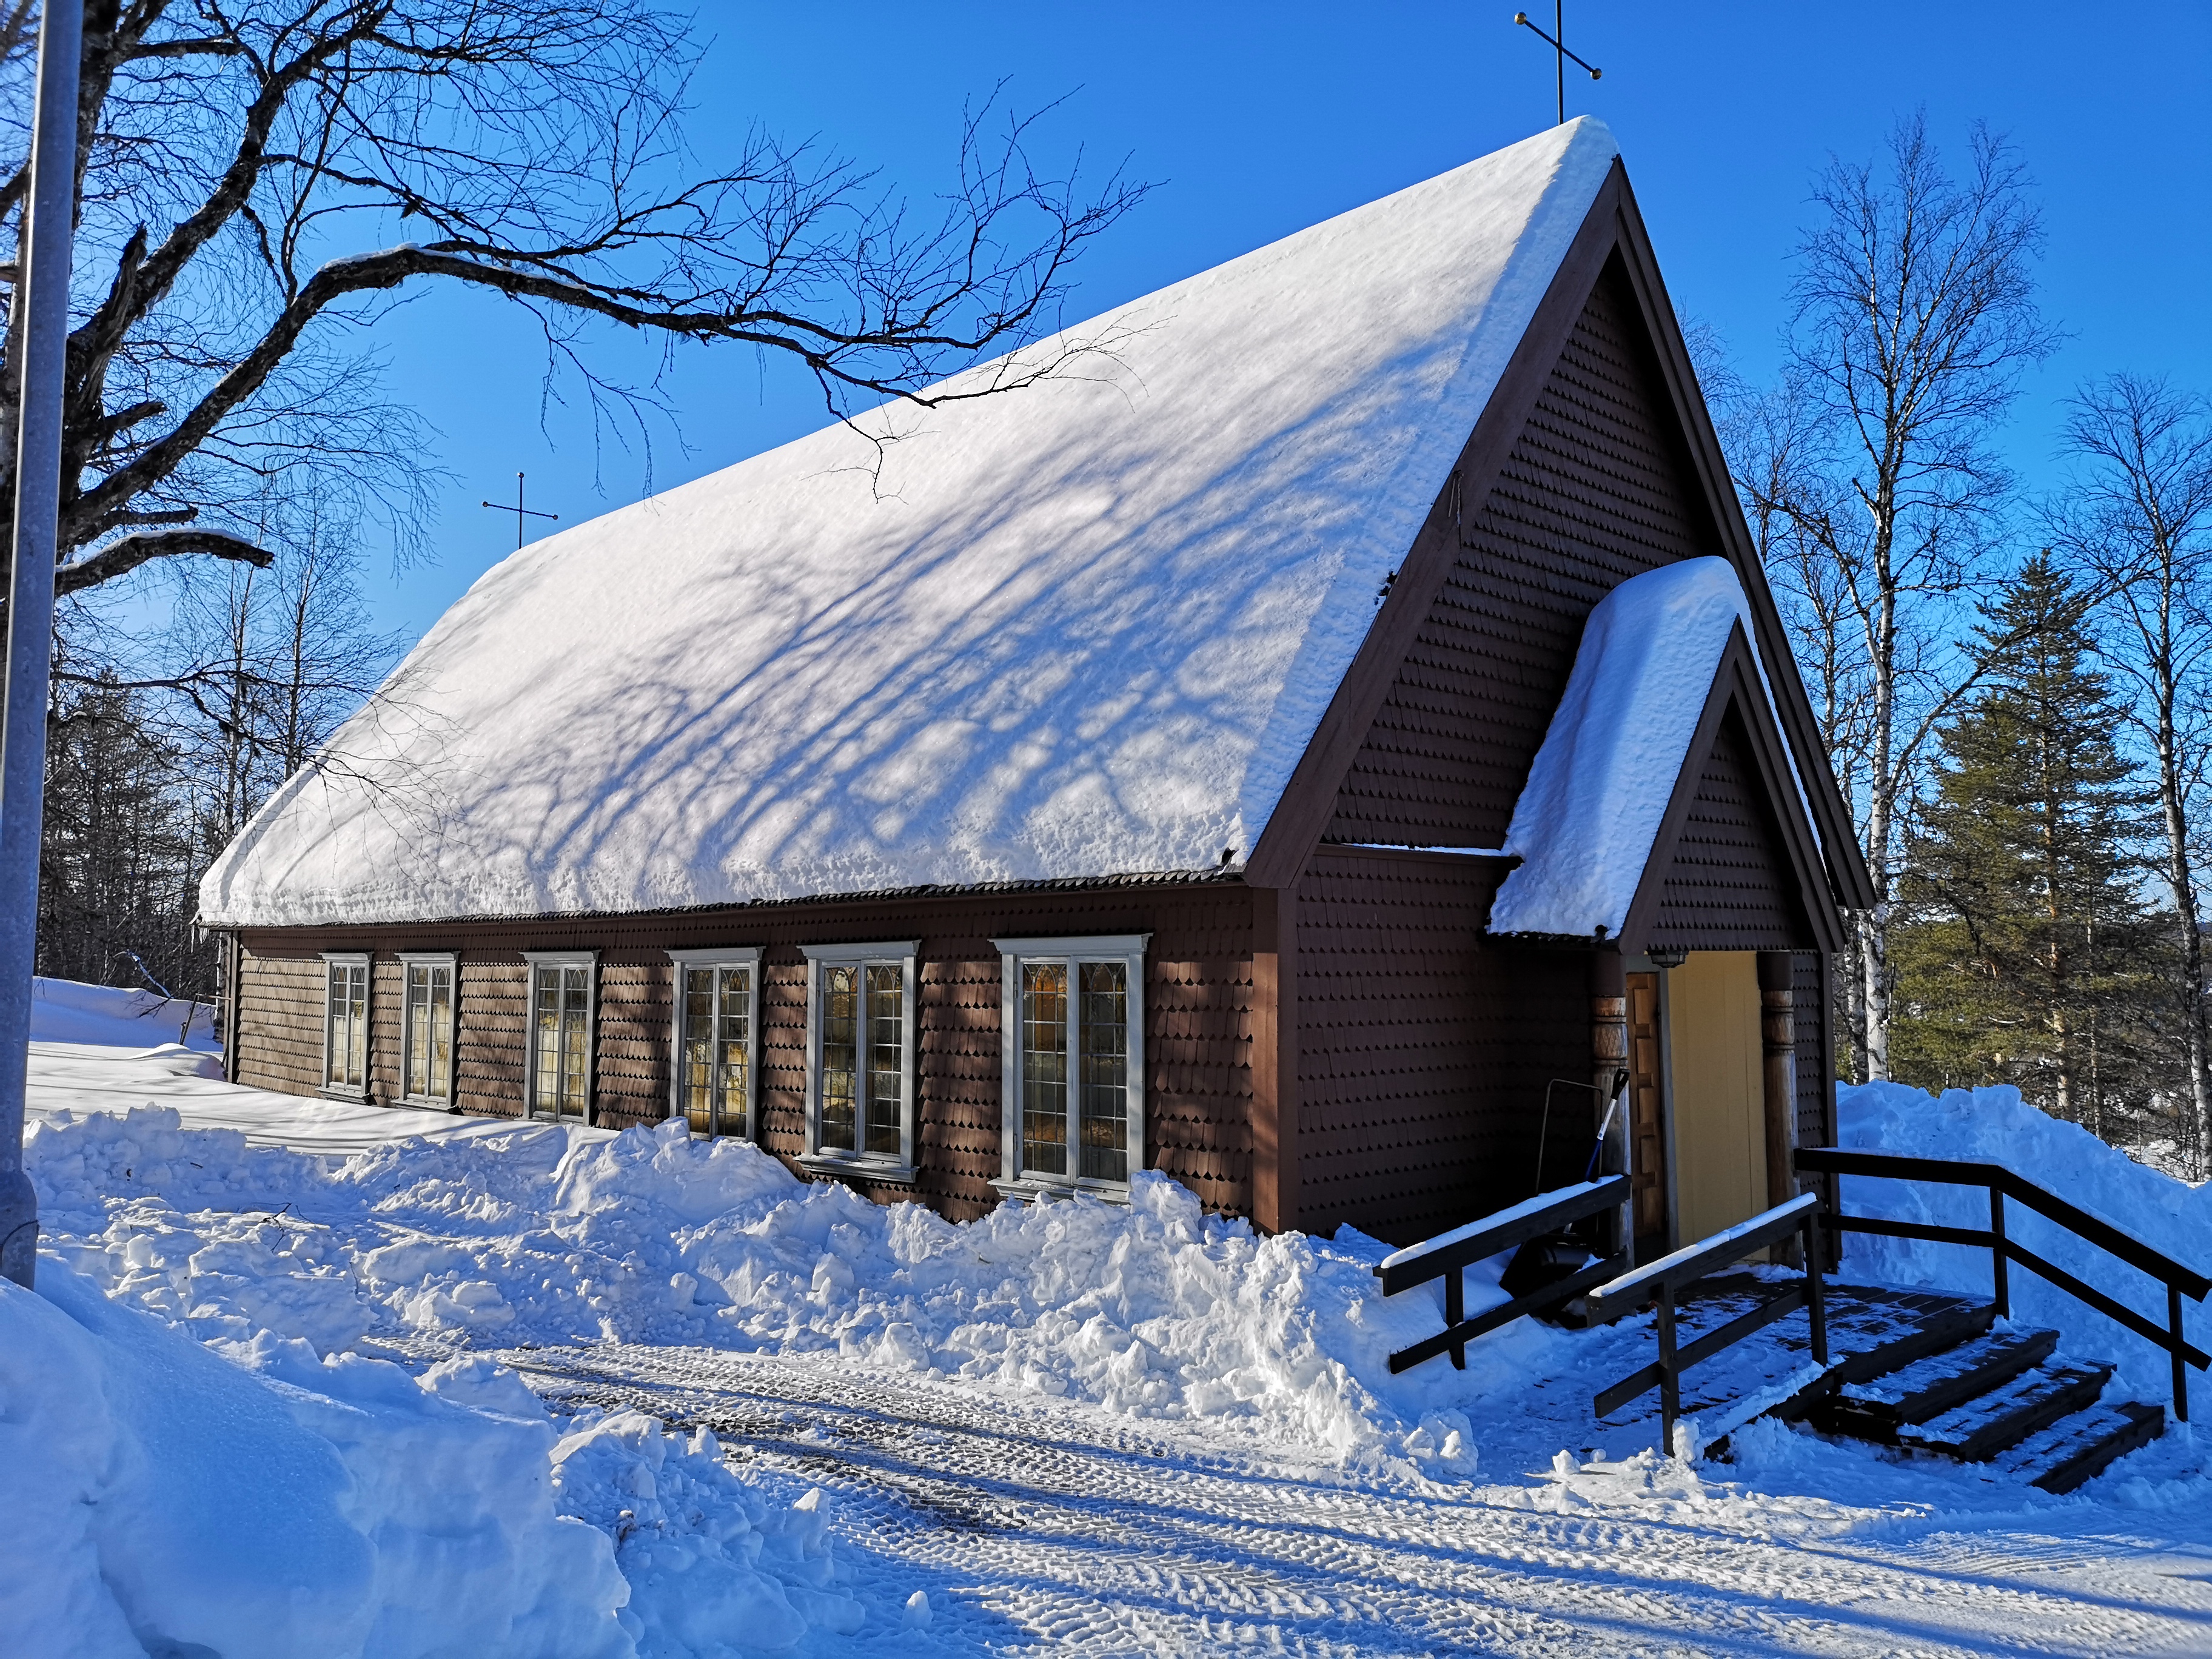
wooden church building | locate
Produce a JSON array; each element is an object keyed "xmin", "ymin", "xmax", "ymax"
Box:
[{"xmin": 199, "ymin": 120, "xmax": 1872, "ymax": 1257}]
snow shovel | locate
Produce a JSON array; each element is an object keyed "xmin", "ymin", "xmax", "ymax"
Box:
[{"xmin": 1500, "ymin": 1068, "xmax": 1629, "ymax": 1304}]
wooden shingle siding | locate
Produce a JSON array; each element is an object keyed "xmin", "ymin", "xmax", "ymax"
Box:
[
  {"xmin": 1793, "ymin": 949, "xmax": 1833, "ymax": 1152},
  {"xmin": 1293, "ymin": 847, "xmax": 1586, "ymax": 1247},
  {"xmin": 1327, "ymin": 260, "xmax": 1718, "ymax": 850},
  {"xmin": 1648, "ymin": 706, "xmax": 1808, "ymax": 953},
  {"xmin": 233, "ymin": 943, "xmax": 326, "ymax": 1095},
  {"xmin": 232, "ymin": 879, "xmax": 1255, "ymax": 1224},
  {"xmin": 457, "ymin": 957, "xmax": 528, "ymax": 1119}
]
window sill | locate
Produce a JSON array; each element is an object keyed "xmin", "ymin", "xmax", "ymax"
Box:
[
  {"xmin": 990, "ymin": 1175, "xmax": 1131, "ymax": 1207},
  {"xmin": 400, "ymin": 1094, "xmax": 459, "ymax": 1114},
  {"xmin": 796, "ymin": 1151, "xmax": 917, "ymax": 1187},
  {"xmin": 319, "ymin": 1085, "xmax": 372, "ymax": 1105}
]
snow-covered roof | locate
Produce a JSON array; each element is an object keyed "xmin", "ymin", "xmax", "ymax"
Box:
[
  {"xmin": 1486, "ymin": 558, "xmax": 1776, "ymax": 940},
  {"xmin": 200, "ymin": 121, "xmax": 1621, "ymax": 928}
]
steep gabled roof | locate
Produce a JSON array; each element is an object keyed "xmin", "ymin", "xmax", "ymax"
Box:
[{"xmin": 199, "ymin": 121, "xmax": 1623, "ymax": 928}]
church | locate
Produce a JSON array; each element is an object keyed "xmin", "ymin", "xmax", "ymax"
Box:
[{"xmin": 198, "ymin": 119, "xmax": 1870, "ymax": 1255}]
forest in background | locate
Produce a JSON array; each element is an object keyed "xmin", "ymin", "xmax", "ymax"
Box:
[{"xmin": 24, "ymin": 92, "xmax": 2212, "ymax": 1180}]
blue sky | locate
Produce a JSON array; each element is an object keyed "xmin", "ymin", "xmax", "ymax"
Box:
[{"xmin": 358, "ymin": 1, "xmax": 2212, "ymax": 643}]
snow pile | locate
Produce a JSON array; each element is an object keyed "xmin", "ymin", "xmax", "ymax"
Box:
[
  {"xmin": 1489, "ymin": 557, "xmax": 1770, "ymax": 937},
  {"xmin": 27, "ymin": 1105, "xmax": 1554, "ymax": 1469},
  {"xmin": 1, "ymin": 1260, "xmax": 889, "ymax": 1658},
  {"xmin": 0, "ymin": 1261, "xmax": 628, "ymax": 1659},
  {"xmin": 1834, "ymin": 1080, "xmax": 2212, "ymax": 1403},
  {"xmin": 199, "ymin": 121, "xmax": 1623, "ymax": 927},
  {"xmin": 28, "ymin": 974, "xmax": 216, "ymax": 1051}
]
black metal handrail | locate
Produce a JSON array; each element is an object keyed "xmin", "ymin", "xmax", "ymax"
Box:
[
  {"xmin": 1796, "ymin": 1147, "xmax": 2211, "ymax": 1421},
  {"xmin": 1585, "ymin": 1192, "xmax": 1828, "ymax": 1455},
  {"xmin": 1373, "ymin": 1175, "xmax": 1630, "ymax": 1374}
]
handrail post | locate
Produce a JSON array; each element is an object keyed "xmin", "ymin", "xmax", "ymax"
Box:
[
  {"xmin": 1446, "ymin": 1265, "xmax": 1466, "ymax": 1371},
  {"xmin": 1989, "ymin": 1184, "xmax": 2009, "ymax": 1319},
  {"xmin": 1657, "ymin": 1282, "xmax": 1680, "ymax": 1455},
  {"xmin": 1805, "ymin": 1210, "xmax": 1828, "ymax": 1367},
  {"xmin": 2173, "ymin": 1281, "xmax": 2189, "ymax": 1424}
]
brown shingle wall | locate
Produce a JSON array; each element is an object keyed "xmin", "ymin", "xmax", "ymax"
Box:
[
  {"xmin": 1793, "ymin": 950, "xmax": 1833, "ymax": 1151},
  {"xmin": 230, "ymin": 880, "xmax": 1255, "ymax": 1222},
  {"xmin": 1649, "ymin": 706, "xmax": 1809, "ymax": 953},
  {"xmin": 1295, "ymin": 847, "xmax": 1588, "ymax": 1247},
  {"xmin": 1328, "ymin": 260, "xmax": 1717, "ymax": 850},
  {"xmin": 234, "ymin": 944, "xmax": 326, "ymax": 1096}
]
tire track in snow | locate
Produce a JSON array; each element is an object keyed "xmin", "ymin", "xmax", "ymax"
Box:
[{"xmin": 481, "ymin": 1341, "xmax": 2212, "ymax": 1656}]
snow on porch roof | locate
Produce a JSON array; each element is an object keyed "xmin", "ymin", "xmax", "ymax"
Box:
[
  {"xmin": 199, "ymin": 120, "xmax": 1621, "ymax": 928},
  {"xmin": 1486, "ymin": 557, "xmax": 1789, "ymax": 941}
]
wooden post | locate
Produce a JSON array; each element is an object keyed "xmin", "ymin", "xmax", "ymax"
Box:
[
  {"xmin": 2170, "ymin": 1281, "xmax": 2187, "ymax": 1423},
  {"xmin": 1757, "ymin": 951, "xmax": 1800, "ymax": 1268},
  {"xmin": 1591, "ymin": 947, "xmax": 1629, "ymax": 1253},
  {"xmin": 1447, "ymin": 1267, "xmax": 1466, "ymax": 1370},
  {"xmin": 1252, "ymin": 886, "xmax": 1299, "ymax": 1235},
  {"xmin": 1805, "ymin": 1211, "xmax": 1828, "ymax": 1367},
  {"xmin": 1989, "ymin": 1186, "xmax": 2010, "ymax": 1319},
  {"xmin": 1657, "ymin": 1283, "xmax": 1680, "ymax": 1455}
]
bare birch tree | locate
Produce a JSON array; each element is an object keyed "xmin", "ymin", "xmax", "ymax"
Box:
[
  {"xmin": 0, "ymin": 1, "xmax": 1144, "ymax": 615},
  {"xmin": 1736, "ymin": 113, "xmax": 2059, "ymax": 1079},
  {"xmin": 2051, "ymin": 374, "xmax": 2212, "ymax": 1175}
]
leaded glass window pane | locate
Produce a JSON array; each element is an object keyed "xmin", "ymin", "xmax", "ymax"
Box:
[
  {"xmin": 682, "ymin": 967, "xmax": 715, "ymax": 1133},
  {"xmin": 865, "ymin": 965, "xmax": 903, "ymax": 1156},
  {"xmin": 532, "ymin": 965, "xmax": 563, "ymax": 1116},
  {"xmin": 821, "ymin": 965, "xmax": 857, "ymax": 1151},
  {"xmin": 716, "ymin": 966, "xmax": 751, "ymax": 1139},
  {"xmin": 1079, "ymin": 961, "xmax": 1128, "ymax": 1182},
  {"xmin": 427, "ymin": 966, "xmax": 452, "ymax": 1099},
  {"xmin": 560, "ymin": 967, "xmax": 590, "ymax": 1119},
  {"xmin": 326, "ymin": 963, "xmax": 367, "ymax": 1088},
  {"xmin": 1021, "ymin": 962, "xmax": 1068, "ymax": 1176}
]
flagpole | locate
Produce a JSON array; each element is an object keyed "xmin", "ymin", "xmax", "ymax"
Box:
[{"xmin": 0, "ymin": 0, "xmax": 85, "ymax": 1289}]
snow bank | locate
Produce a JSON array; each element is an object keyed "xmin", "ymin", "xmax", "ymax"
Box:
[
  {"xmin": 199, "ymin": 121, "xmax": 1622, "ymax": 927},
  {"xmin": 1834, "ymin": 1080, "xmax": 2212, "ymax": 1403},
  {"xmin": 2, "ymin": 1259, "xmax": 882, "ymax": 1658},
  {"xmin": 27, "ymin": 1105, "xmax": 1557, "ymax": 1470},
  {"xmin": 0, "ymin": 1261, "xmax": 628, "ymax": 1659},
  {"xmin": 1489, "ymin": 557, "xmax": 1769, "ymax": 937},
  {"xmin": 28, "ymin": 974, "xmax": 216, "ymax": 1051}
]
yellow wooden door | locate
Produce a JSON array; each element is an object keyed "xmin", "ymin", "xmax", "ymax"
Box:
[{"xmin": 1666, "ymin": 951, "xmax": 1768, "ymax": 1245}]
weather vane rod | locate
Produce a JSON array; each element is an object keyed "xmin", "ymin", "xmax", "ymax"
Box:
[
  {"xmin": 1513, "ymin": 5, "xmax": 1601, "ymax": 128},
  {"xmin": 481, "ymin": 471, "xmax": 558, "ymax": 551}
]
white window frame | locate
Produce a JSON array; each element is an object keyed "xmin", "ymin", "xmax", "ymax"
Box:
[
  {"xmin": 319, "ymin": 951, "xmax": 370, "ymax": 1101},
  {"xmin": 666, "ymin": 947, "xmax": 763, "ymax": 1139},
  {"xmin": 992, "ymin": 934, "xmax": 1149, "ymax": 1202},
  {"xmin": 397, "ymin": 951, "xmax": 458, "ymax": 1108},
  {"xmin": 797, "ymin": 940, "xmax": 919, "ymax": 1182},
  {"xmin": 523, "ymin": 951, "xmax": 597, "ymax": 1125}
]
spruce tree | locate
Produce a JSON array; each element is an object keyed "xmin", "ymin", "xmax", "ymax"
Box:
[{"xmin": 1895, "ymin": 554, "xmax": 2153, "ymax": 1126}]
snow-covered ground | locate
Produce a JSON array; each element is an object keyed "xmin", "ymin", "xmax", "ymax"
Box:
[{"xmin": 12, "ymin": 1022, "xmax": 2212, "ymax": 1654}]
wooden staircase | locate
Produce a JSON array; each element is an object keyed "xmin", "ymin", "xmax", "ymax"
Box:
[{"xmin": 1803, "ymin": 1309, "xmax": 2166, "ymax": 1493}]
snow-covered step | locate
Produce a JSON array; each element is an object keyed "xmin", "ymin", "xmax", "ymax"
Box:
[
  {"xmin": 1994, "ymin": 1399, "xmax": 2167, "ymax": 1495},
  {"xmin": 1822, "ymin": 1326, "xmax": 2059, "ymax": 1441},
  {"xmin": 1897, "ymin": 1360, "xmax": 2113, "ymax": 1461}
]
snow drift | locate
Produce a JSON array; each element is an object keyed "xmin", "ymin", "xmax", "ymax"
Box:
[
  {"xmin": 27, "ymin": 1105, "xmax": 1541, "ymax": 1470},
  {"xmin": 28, "ymin": 975, "xmax": 216, "ymax": 1051},
  {"xmin": 1833, "ymin": 1080, "xmax": 2212, "ymax": 1404}
]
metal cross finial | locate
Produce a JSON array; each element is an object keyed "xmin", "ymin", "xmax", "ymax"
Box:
[
  {"xmin": 481, "ymin": 471, "xmax": 558, "ymax": 550},
  {"xmin": 1514, "ymin": 5, "xmax": 1602, "ymax": 127}
]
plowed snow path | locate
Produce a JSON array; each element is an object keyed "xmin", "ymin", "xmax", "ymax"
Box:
[{"xmin": 491, "ymin": 1341, "xmax": 2212, "ymax": 1657}]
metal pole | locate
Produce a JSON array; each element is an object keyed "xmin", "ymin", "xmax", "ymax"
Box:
[{"xmin": 0, "ymin": 0, "xmax": 84, "ymax": 1290}]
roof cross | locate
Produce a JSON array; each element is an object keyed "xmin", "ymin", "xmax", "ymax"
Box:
[
  {"xmin": 481, "ymin": 471, "xmax": 558, "ymax": 551},
  {"xmin": 1513, "ymin": 5, "xmax": 1603, "ymax": 128}
]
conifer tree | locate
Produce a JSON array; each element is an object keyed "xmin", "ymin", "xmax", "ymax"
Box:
[{"xmin": 1895, "ymin": 554, "xmax": 2153, "ymax": 1125}]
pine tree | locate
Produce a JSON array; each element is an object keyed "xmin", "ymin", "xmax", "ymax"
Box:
[{"xmin": 1894, "ymin": 554, "xmax": 2153, "ymax": 1127}]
